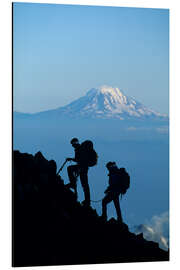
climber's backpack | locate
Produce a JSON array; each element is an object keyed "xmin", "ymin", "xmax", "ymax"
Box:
[
  {"xmin": 116, "ymin": 168, "xmax": 130, "ymax": 195},
  {"xmin": 79, "ymin": 140, "xmax": 98, "ymax": 167}
]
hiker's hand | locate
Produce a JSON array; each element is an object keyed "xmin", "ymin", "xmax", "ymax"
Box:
[{"xmin": 66, "ymin": 158, "xmax": 72, "ymax": 161}]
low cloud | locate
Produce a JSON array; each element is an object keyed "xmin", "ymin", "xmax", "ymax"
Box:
[
  {"xmin": 127, "ymin": 126, "xmax": 137, "ymax": 131},
  {"xmin": 126, "ymin": 125, "xmax": 169, "ymax": 135},
  {"xmin": 133, "ymin": 212, "xmax": 169, "ymax": 251},
  {"xmin": 126, "ymin": 126, "xmax": 150, "ymax": 131}
]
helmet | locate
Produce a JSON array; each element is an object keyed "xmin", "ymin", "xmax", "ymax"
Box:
[
  {"xmin": 70, "ymin": 138, "xmax": 79, "ymax": 145},
  {"xmin": 106, "ymin": 161, "xmax": 116, "ymax": 169}
]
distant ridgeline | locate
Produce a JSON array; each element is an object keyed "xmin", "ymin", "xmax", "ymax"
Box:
[{"xmin": 13, "ymin": 150, "xmax": 169, "ymax": 267}]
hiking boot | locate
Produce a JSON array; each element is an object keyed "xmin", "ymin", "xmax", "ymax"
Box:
[
  {"xmin": 65, "ymin": 183, "xmax": 76, "ymax": 189},
  {"xmin": 82, "ymin": 200, "xmax": 90, "ymax": 207},
  {"xmin": 65, "ymin": 183, "xmax": 78, "ymax": 199},
  {"xmin": 100, "ymin": 214, "xmax": 107, "ymax": 223},
  {"xmin": 117, "ymin": 217, "xmax": 123, "ymax": 224}
]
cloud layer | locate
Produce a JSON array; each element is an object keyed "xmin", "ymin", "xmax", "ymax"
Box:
[
  {"xmin": 133, "ymin": 212, "xmax": 169, "ymax": 251},
  {"xmin": 126, "ymin": 125, "xmax": 169, "ymax": 134}
]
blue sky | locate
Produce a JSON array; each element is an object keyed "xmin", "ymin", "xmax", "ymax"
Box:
[{"xmin": 13, "ymin": 2, "xmax": 169, "ymax": 114}]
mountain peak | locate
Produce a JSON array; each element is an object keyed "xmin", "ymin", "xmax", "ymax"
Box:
[
  {"xmin": 15, "ymin": 85, "xmax": 168, "ymax": 120},
  {"xmin": 85, "ymin": 85, "xmax": 129, "ymax": 113},
  {"xmin": 74, "ymin": 85, "xmax": 167, "ymax": 119},
  {"xmin": 87, "ymin": 85, "xmax": 124, "ymax": 98}
]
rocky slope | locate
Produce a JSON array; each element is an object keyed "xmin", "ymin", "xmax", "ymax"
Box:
[{"xmin": 13, "ymin": 150, "xmax": 169, "ymax": 267}]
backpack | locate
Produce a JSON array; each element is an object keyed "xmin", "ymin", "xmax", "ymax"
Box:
[
  {"xmin": 79, "ymin": 140, "xmax": 98, "ymax": 167},
  {"xmin": 115, "ymin": 168, "xmax": 130, "ymax": 195}
]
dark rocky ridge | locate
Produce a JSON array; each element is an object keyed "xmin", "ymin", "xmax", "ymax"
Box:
[{"xmin": 12, "ymin": 150, "xmax": 169, "ymax": 267}]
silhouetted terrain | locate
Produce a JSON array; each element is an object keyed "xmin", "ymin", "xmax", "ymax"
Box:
[{"xmin": 13, "ymin": 150, "xmax": 169, "ymax": 267}]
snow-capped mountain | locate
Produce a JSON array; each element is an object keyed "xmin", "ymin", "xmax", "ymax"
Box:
[
  {"xmin": 48, "ymin": 85, "xmax": 167, "ymax": 120},
  {"xmin": 14, "ymin": 85, "xmax": 168, "ymax": 120}
]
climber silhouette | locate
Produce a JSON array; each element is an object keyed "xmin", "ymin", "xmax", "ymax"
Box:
[
  {"xmin": 101, "ymin": 162, "xmax": 123, "ymax": 223},
  {"xmin": 66, "ymin": 138, "xmax": 91, "ymax": 207}
]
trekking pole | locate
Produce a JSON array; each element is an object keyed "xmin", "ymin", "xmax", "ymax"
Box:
[{"xmin": 56, "ymin": 159, "xmax": 68, "ymax": 175}]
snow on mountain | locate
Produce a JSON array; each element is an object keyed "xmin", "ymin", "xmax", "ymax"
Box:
[
  {"xmin": 54, "ymin": 85, "xmax": 167, "ymax": 120},
  {"xmin": 14, "ymin": 85, "xmax": 168, "ymax": 120}
]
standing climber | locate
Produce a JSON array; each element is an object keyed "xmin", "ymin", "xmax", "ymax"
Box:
[
  {"xmin": 101, "ymin": 162, "xmax": 130, "ymax": 223},
  {"xmin": 66, "ymin": 138, "xmax": 98, "ymax": 207}
]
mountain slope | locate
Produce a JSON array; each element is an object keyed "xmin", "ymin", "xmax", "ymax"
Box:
[
  {"xmin": 13, "ymin": 150, "xmax": 169, "ymax": 267},
  {"xmin": 55, "ymin": 86, "xmax": 166, "ymax": 119}
]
